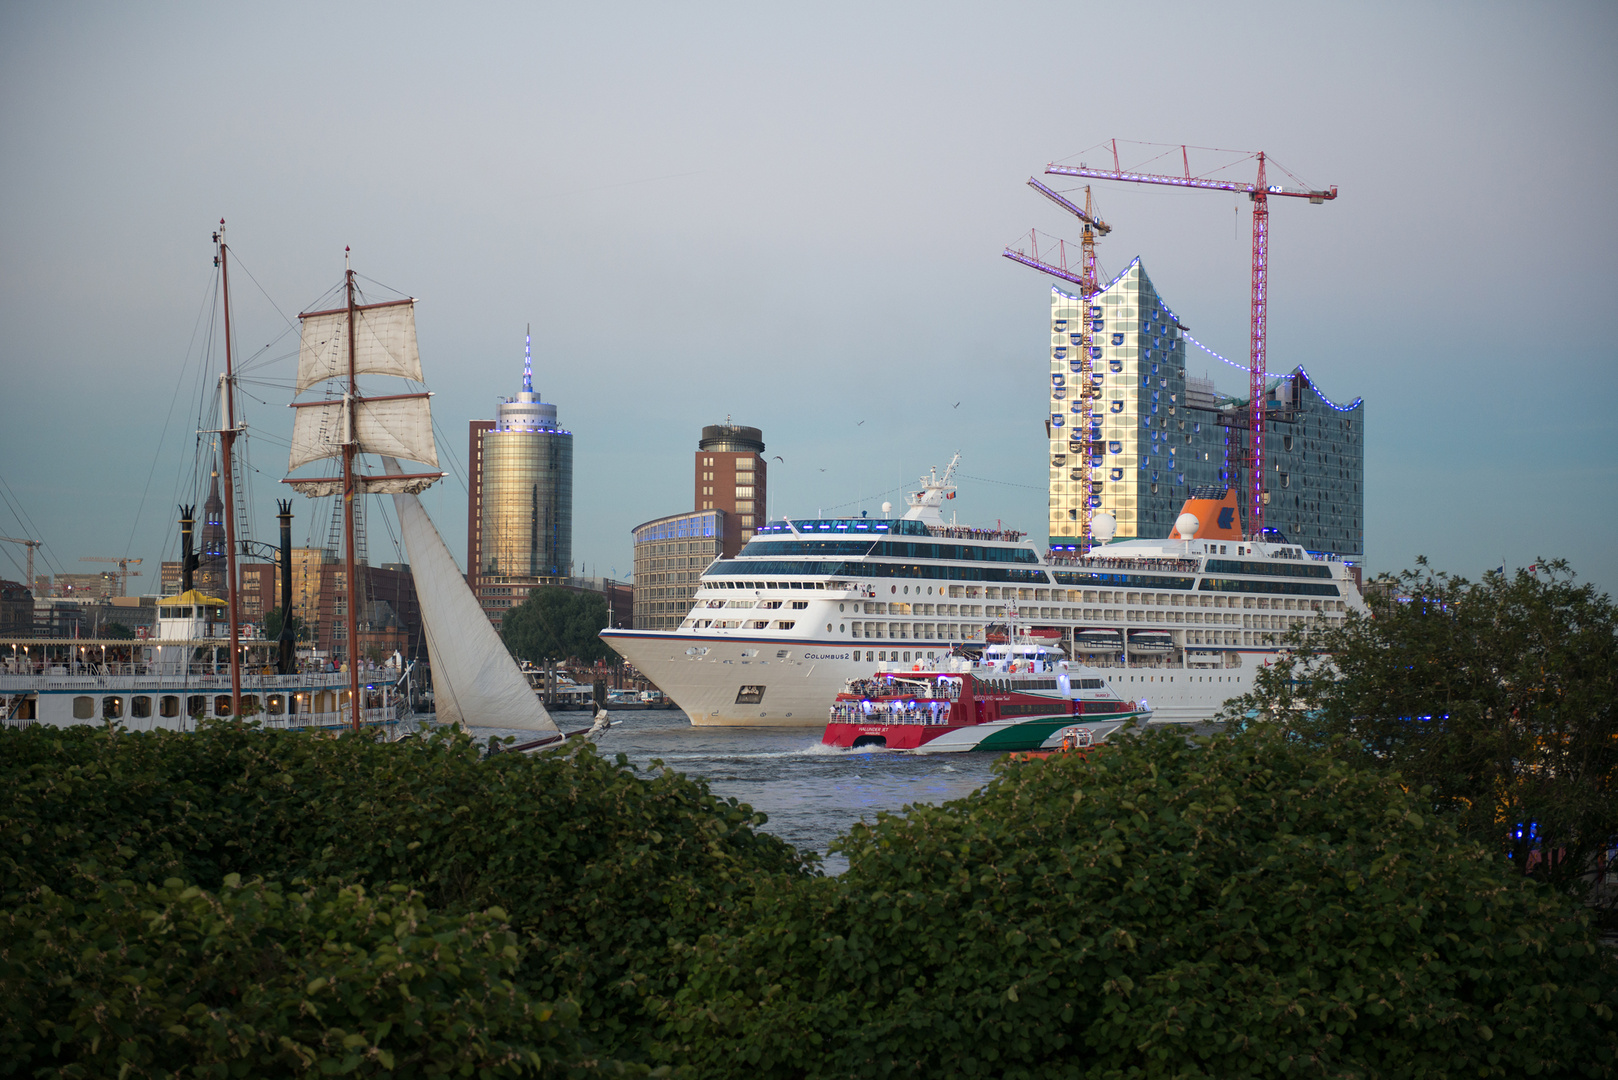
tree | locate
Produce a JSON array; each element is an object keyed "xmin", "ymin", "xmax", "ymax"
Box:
[
  {"xmin": 262, "ymin": 606, "xmax": 306, "ymax": 642},
  {"xmin": 656, "ymin": 727, "xmax": 1617, "ymax": 1077},
  {"xmin": 501, "ymin": 588, "xmax": 611, "ymax": 667},
  {"xmin": 102, "ymin": 622, "xmax": 134, "ymax": 640},
  {"xmin": 1226, "ymin": 558, "xmax": 1618, "ymax": 900}
]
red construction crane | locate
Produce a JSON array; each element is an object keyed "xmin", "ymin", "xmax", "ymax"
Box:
[
  {"xmin": 1046, "ymin": 141, "xmax": 1337, "ymax": 539},
  {"xmin": 1002, "ymin": 179, "xmax": 1110, "ymax": 547}
]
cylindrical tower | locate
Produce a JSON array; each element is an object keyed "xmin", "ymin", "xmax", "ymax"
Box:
[{"xmin": 479, "ymin": 334, "xmax": 573, "ymax": 580}]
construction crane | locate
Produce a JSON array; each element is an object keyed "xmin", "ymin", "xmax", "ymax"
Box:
[
  {"xmin": 1045, "ymin": 141, "xmax": 1337, "ymax": 539},
  {"xmin": 1, "ymin": 536, "xmax": 42, "ymax": 588},
  {"xmin": 1002, "ymin": 179, "xmax": 1109, "ymax": 548},
  {"xmin": 79, "ymin": 556, "xmax": 143, "ymax": 597}
]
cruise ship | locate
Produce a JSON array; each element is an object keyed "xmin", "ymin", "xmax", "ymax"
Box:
[{"xmin": 600, "ymin": 458, "xmax": 1365, "ymax": 727}]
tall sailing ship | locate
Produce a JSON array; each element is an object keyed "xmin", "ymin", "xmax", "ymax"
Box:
[
  {"xmin": 284, "ymin": 250, "xmax": 569, "ymax": 740},
  {"xmin": 601, "ymin": 457, "xmax": 1367, "ymax": 727},
  {"xmin": 2, "ymin": 227, "xmax": 571, "ymax": 743}
]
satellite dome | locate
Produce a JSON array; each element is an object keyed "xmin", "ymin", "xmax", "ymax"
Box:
[
  {"xmin": 881, "ymin": 501, "xmax": 893, "ymax": 516},
  {"xmin": 1175, "ymin": 512, "xmax": 1200, "ymax": 540},
  {"xmin": 1091, "ymin": 512, "xmax": 1117, "ymax": 542}
]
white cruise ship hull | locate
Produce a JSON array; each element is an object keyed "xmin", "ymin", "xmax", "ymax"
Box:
[{"xmin": 601, "ymin": 628, "xmax": 1269, "ymax": 727}]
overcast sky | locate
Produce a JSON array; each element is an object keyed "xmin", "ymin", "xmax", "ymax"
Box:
[{"xmin": 2, "ymin": 1, "xmax": 1614, "ymax": 600}]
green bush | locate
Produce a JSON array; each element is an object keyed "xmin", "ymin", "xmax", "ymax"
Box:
[
  {"xmin": 0, "ymin": 723, "xmax": 812, "ymax": 1060},
  {"xmin": 1, "ymin": 877, "xmax": 616, "ymax": 1077},
  {"xmin": 655, "ymin": 728, "xmax": 1617, "ymax": 1078}
]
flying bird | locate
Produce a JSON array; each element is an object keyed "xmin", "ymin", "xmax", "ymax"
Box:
[
  {"xmin": 953, "ymin": 402, "xmax": 961, "ymax": 408},
  {"xmin": 857, "ymin": 420, "xmax": 865, "ymax": 426},
  {"xmin": 773, "ymin": 455, "xmax": 783, "ymax": 463}
]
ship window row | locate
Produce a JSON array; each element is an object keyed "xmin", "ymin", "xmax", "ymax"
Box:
[
  {"xmin": 738, "ymin": 538, "xmax": 1041, "ymax": 564},
  {"xmin": 848, "ymin": 623, "xmax": 986, "ymax": 642},
  {"xmin": 706, "ymin": 559, "xmax": 1051, "ymax": 584},
  {"xmin": 1202, "ymin": 558, "xmax": 1333, "ymax": 580},
  {"xmin": 67, "ymin": 692, "xmax": 320, "ymax": 721}
]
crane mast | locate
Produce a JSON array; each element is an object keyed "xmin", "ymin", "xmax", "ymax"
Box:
[
  {"xmin": 1003, "ymin": 179, "xmax": 1110, "ymax": 548},
  {"xmin": 1046, "ymin": 142, "xmax": 1336, "ymax": 538},
  {"xmin": 2, "ymin": 536, "xmax": 42, "ymax": 589}
]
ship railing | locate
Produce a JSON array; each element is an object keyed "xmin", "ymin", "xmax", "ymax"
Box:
[
  {"xmin": 829, "ymin": 702, "xmax": 950, "ymax": 726},
  {"xmin": 1048, "ymin": 555, "xmax": 1202, "ymax": 573},
  {"xmin": 923, "ymin": 525, "xmax": 1026, "ymax": 543}
]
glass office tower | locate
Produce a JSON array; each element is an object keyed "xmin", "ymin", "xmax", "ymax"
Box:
[{"xmin": 469, "ymin": 340, "xmax": 573, "ymax": 624}]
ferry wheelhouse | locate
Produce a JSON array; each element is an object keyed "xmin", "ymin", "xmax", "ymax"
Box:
[{"xmin": 600, "ymin": 459, "xmax": 1363, "ymax": 727}]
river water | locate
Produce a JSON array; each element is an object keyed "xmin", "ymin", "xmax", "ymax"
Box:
[{"xmin": 477, "ymin": 708, "xmax": 1000, "ymax": 874}]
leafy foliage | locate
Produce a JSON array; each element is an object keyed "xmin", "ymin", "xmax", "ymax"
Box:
[
  {"xmin": 1227, "ymin": 558, "xmax": 1618, "ymax": 898},
  {"xmin": 3, "ymin": 877, "xmax": 609, "ymax": 1077},
  {"xmin": 501, "ymin": 588, "xmax": 611, "ymax": 668},
  {"xmin": 0, "ymin": 723, "xmax": 811, "ymax": 1066},
  {"xmin": 262, "ymin": 606, "xmax": 307, "ymax": 642},
  {"xmin": 655, "ymin": 727, "xmax": 1617, "ymax": 1078}
]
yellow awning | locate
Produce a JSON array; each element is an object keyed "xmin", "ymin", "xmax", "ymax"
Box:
[{"xmin": 159, "ymin": 589, "xmax": 228, "ymax": 607}]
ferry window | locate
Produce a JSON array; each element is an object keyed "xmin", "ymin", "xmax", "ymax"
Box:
[
  {"xmin": 188, "ymin": 696, "xmax": 207, "ymax": 718},
  {"xmin": 160, "ymin": 695, "xmax": 180, "ymax": 718},
  {"xmin": 103, "ymin": 696, "xmax": 123, "ymax": 719},
  {"xmin": 902, "ymin": 652, "xmax": 911, "ymax": 663},
  {"xmin": 73, "ymin": 696, "xmax": 94, "ymax": 720},
  {"xmin": 131, "ymin": 696, "xmax": 152, "ymax": 718},
  {"xmin": 865, "ymin": 651, "xmax": 873, "ymax": 662},
  {"xmin": 268, "ymin": 695, "xmax": 285, "ymax": 715},
  {"xmin": 215, "ymin": 695, "xmax": 231, "ymax": 716},
  {"xmin": 826, "ymin": 624, "xmax": 833, "ymax": 633},
  {"xmin": 241, "ymin": 695, "xmax": 259, "ymax": 715}
]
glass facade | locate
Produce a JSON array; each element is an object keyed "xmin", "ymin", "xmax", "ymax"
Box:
[
  {"xmin": 1048, "ymin": 260, "xmax": 1363, "ymax": 560},
  {"xmin": 633, "ymin": 510, "xmax": 725, "ymax": 630},
  {"xmin": 480, "ymin": 430, "xmax": 573, "ymax": 579}
]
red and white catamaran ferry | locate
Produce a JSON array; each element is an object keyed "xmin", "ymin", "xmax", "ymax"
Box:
[{"xmin": 821, "ymin": 638, "xmax": 1149, "ymax": 753}]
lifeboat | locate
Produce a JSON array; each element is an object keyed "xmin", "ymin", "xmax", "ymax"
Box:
[
  {"xmin": 1127, "ymin": 629, "xmax": 1175, "ymax": 653},
  {"xmin": 1072, "ymin": 628, "xmax": 1123, "ymax": 652}
]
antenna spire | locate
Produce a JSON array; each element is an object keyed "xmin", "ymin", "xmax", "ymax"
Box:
[{"xmin": 523, "ymin": 322, "xmax": 534, "ymax": 393}]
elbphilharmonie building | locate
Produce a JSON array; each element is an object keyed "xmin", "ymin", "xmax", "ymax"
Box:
[{"xmin": 1048, "ymin": 259, "xmax": 1363, "ymax": 561}]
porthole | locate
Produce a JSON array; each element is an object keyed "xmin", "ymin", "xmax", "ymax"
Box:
[{"xmin": 839, "ymin": 603, "xmax": 845, "ymax": 612}]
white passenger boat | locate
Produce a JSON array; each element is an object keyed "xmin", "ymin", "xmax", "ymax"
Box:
[
  {"xmin": 600, "ymin": 458, "xmax": 1365, "ymax": 727},
  {"xmin": 0, "ymin": 591, "xmax": 376, "ymax": 730}
]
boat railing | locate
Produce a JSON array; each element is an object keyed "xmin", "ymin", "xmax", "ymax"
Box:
[
  {"xmin": 923, "ymin": 525, "xmax": 1026, "ymax": 543},
  {"xmin": 829, "ymin": 701, "xmax": 951, "ymax": 726},
  {"xmin": 1047, "ymin": 554, "xmax": 1202, "ymax": 573}
]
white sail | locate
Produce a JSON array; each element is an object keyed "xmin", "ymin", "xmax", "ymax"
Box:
[
  {"xmin": 383, "ymin": 456, "xmax": 557, "ymax": 733},
  {"xmin": 296, "ymin": 300, "xmax": 423, "ymax": 394},
  {"xmin": 287, "ymin": 396, "xmax": 440, "ymax": 472}
]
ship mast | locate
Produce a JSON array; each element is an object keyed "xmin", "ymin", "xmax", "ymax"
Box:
[
  {"xmin": 342, "ymin": 248, "xmax": 362, "ymax": 731},
  {"xmin": 284, "ymin": 251, "xmax": 443, "ymax": 732},
  {"xmin": 215, "ymin": 220, "xmax": 243, "ymax": 717}
]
